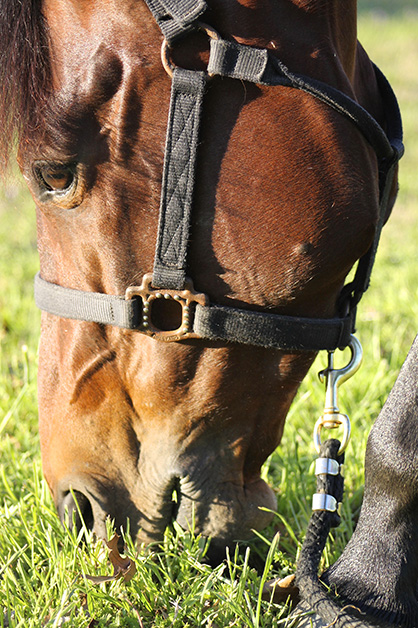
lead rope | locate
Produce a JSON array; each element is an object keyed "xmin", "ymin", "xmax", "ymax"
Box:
[{"xmin": 294, "ymin": 337, "xmax": 381, "ymax": 627}]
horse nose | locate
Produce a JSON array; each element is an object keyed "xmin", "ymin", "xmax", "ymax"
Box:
[{"xmin": 58, "ymin": 490, "xmax": 95, "ymax": 533}]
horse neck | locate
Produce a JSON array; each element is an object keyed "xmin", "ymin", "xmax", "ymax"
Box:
[
  {"xmin": 325, "ymin": 0, "xmax": 358, "ymax": 82},
  {"xmin": 211, "ymin": 0, "xmax": 358, "ymax": 85}
]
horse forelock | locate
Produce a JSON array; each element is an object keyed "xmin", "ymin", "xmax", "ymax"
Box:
[{"xmin": 0, "ymin": 0, "xmax": 52, "ymax": 172}]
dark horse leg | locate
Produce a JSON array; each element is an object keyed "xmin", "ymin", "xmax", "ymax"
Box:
[{"xmin": 295, "ymin": 335, "xmax": 418, "ymax": 627}]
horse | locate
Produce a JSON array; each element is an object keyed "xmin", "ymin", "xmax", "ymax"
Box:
[{"xmin": 0, "ymin": 0, "xmax": 405, "ymax": 624}]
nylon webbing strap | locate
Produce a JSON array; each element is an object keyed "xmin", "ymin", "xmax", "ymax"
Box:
[
  {"xmin": 207, "ymin": 38, "xmax": 270, "ymax": 83},
  {"xmin": 207, "ymin": 38, "xmax": 400, "ymax": 162},
  {"xmin": 348, "ymin": 64, "xmax": 404, "ymax": 302},
  {"xmin": 193, "ymin": 303, "xmax": 352, "ymax": 351},
  {"xmin": 34, "ymin": 273, "xmax": 139, "ymax": 329},
  {"xmin": 152, "ymin": 68, "xmax": 207, "ymax": 290},
  {"xmin": 152, "ymin": 35, "xmax": 402, "ymax": 299},
  {"xmin": 144, "ymin": 0, "xmax": 207, "ymax": 44},
  {"xmin": 34, "ymin": 273, "xmax": 353, "ymax": 351}
]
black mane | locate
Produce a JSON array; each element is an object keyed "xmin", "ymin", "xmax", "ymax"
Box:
[{"xmin": 0, "ymin": 0, "xmax": 51, "ymax": 171}]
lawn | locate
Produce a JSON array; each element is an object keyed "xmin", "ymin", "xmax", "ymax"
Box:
[{"xmin": 1, "ymin": 5, "xmax": 418, "ymax": 627}]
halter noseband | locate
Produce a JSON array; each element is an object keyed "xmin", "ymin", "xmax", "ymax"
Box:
[{"xmin": 34, "ymin": 0, "xmax": 404, "ymax": 352}]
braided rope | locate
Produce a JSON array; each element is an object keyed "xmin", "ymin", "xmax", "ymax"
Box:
[{"xmin": 294, "ymin": 439, "xmax": 381, "ymax": 628}]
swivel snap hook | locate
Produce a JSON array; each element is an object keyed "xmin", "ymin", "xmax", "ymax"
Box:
[{"xmin": 313, "ymin": 335, "xmax": 363, "ymax": 455}]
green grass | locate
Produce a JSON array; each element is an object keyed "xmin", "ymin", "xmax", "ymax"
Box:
[
  {"xmin": 358, "ymin": 0, "xmax": 418, "ymax": 19},
  {"xmin": 358, "ymin": 1, "xmax": 418, "ymax": 15},
  {"xmin": 1, "ymin": 9, "xmax": 418, "ymax": 627}
]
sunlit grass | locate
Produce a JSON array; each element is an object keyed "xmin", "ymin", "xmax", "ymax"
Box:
[{"xmin": 1, "ymin": 8, "xmax": 418, "ymax": 627}]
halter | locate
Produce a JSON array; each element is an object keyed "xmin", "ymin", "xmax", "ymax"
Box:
[{"xmin": 34, "ymin": 0, "xmax": 404, "ymax": 353}]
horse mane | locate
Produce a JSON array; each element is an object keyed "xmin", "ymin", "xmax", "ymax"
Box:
[{"xmin": 0, "ymin": 0, "xmax": 51, "ymax": 171}]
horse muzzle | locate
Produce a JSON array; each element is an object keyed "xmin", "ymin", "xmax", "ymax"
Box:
[{"xmin": 55, "ymin": 460, "xmax": 277, "ymax": 555}]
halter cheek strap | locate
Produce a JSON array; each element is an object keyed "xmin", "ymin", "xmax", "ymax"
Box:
[
  {"xmin": 152, "ymin": 68, "xmax": 206, "ymax": 290},
  {"xmin": 34, "ymin": 1, "xmax": 404, "ymax": 352}
]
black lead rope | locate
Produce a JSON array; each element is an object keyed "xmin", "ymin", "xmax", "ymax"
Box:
[{"xmin": 294, "ymin": 439, "xmax": 380, "ymax": 628}]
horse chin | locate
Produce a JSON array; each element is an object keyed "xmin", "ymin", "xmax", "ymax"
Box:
[{"xmin": 174, "ymin": 476, "xmax": 277, "ymax": 547}]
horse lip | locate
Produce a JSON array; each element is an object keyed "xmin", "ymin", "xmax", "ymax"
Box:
[{"xmin": 173, "ymin": 474, "xmax": 277, "ymax": 545}]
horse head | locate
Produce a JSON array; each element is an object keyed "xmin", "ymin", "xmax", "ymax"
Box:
[{"xmin": 0, "ymin": 0, "xmax": 400, "ymax": 556}]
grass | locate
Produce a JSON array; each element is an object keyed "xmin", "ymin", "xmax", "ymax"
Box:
[
  {"xmin": 358, "ymin": 1, "xmax": 418, "ymax": 15},
  {"xmin": 1, "ymin": 7, "xmax": 418, "ymax": 627}
]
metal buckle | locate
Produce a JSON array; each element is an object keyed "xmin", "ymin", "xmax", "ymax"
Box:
[{"xmin": 125, "ymin": 273, "xmax": 208, "ymax": 342}]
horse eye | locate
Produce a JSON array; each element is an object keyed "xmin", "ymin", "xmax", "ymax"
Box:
[{"xmin": 36, "ymin": 163, "xmax": 75, "ymax": 192}]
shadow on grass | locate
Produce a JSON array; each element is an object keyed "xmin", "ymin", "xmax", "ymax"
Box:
[{"xmin": 358, "ymin": 0, "xmax": 418, "ymax": 15}]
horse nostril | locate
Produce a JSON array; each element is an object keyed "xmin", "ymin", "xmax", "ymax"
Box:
[{"xmin": 59, "ymin": 490, "xmax": 94, "ymax": 532}]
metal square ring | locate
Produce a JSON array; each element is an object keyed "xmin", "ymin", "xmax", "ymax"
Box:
[{"xmin": 125, "ymin": 273, "xmax": 208, "ymax": 342}]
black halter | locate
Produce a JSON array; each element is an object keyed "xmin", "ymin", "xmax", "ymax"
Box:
[{"xmin": 35, "ymin": 0, "xmax": 404, "ymax": 352}]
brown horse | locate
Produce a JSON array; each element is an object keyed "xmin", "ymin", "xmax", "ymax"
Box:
[{"xmin": 0, "ymin": 0, "xmax": 401, "ymax": 568}]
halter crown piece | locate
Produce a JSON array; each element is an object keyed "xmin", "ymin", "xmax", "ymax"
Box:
[{"xmin": 34, "ymin": 0, "xmax": 404, "ymax": 352}]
